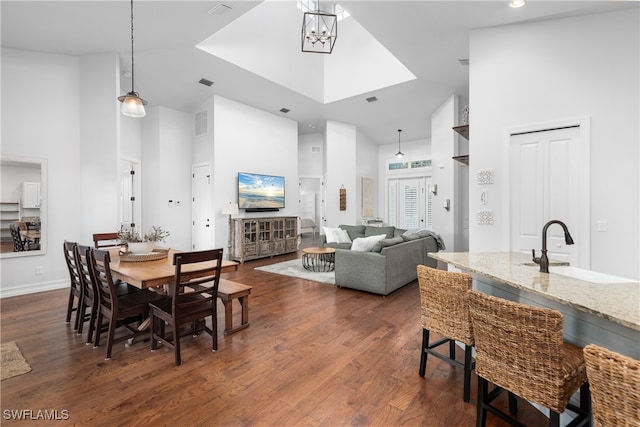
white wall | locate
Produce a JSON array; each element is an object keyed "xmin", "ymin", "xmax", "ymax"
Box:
[
  {"xmin": 141, "ymin": 106, "xmax": 193, "ymax": 251},
  {"xmin": 355, "ymin": 129, "xmax": 378, "ymax": 220},
  {"xmin": 298, "ymin": 133, "xmax": 324, "ymax": 177},
  {"xmin": 469, "ymin": 9, "xmax": 639, "ymax": 279},
  {"xmin": 324, "ymin": 121, "xmax": 357, "ymax": 228},
  {"xmin": 1, "ymin": 49, "xmax": 80, "ymax": 296},
  {"xmin": 430, "ymin": 95, "xmax": 458, "ymax": 251},
  {"xmin": 211, "ymin": 95, "xmax": 299, "ymax": 251}
]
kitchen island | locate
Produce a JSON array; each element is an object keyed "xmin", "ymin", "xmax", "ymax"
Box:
[{"xmin": 428, "ymin": 251, "xmax": 639, "ymax": 359}]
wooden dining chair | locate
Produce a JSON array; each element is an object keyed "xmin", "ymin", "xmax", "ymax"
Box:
[
  {"xmin": 74, "ymin": 244, "xmax": 140, "ymax": 344},
  {"xmin": 149, "ymin": 248, "xmax": 224, "ymax": 366},
  {"xmin": 468, "ymin": 290, "xmax": 590, "ymax": 427},
  {"xmin": 417, "ymin": 265, "xmax": 475, "ymax": 402},
  {"xmin": 63, "ymin": 241, "xmax": 83, "ymax": 330},
  {"xmin": 92, "ymin": 232, "xmax": 124, "ymax": 249},
  {"xmin": 90, "ymin": 248, "xmax": 164, "ymax": 360}
]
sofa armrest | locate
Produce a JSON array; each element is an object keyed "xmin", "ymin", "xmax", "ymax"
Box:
[{"xmin": 334, "ymin": 249, "xmax": 388, "ymax": 295}]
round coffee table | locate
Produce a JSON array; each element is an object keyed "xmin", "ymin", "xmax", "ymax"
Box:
[{"xmin": 302, "ymin": 247, "xmax": 336, "ymax": 272}]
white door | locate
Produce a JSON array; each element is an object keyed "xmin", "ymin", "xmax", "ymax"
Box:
[
  {"xmin": 388, "ymin": 177, "xmax": 432, "ymax": 230},
  {"xmin": 510, "ymin": 126, "xmax": 581, "ymax": 265},
  {"xmin": 192, "ymin": 163, "xmax": 212, "ymax": 250}
]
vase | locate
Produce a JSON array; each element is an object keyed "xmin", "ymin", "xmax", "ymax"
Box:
[{"xmin": 127, "ymin": 242, "xmax": 155, "ymax": 254}]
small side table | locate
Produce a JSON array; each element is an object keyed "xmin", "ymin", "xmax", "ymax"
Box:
[{"xmin": 302, "ymin": 247, "xmax": 336, "ymax": 272}]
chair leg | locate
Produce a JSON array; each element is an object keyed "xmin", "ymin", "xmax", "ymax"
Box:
[
  {"xmin": 419, "ymin": 329, "xmax": 429, "ymax": 377},
  {"xmin": 93, "ymin": 311, "xmax": 103, "ymax": 348},
  {"xmin": 66, "ymin": 290, "xmax": 75, "ymax": 324},
  {"xmin": 150, "ymin": 313, "xmax": 158, "ymax": 351},
  {"xmin": 105, "ymin": 318, "xmax": 117, "ymax": 360},
  {"xmin": 463, "ymin": 344, "xmax": 473, "ymax": 403},
  {"xmin": 212, "ymin": 312, "xmax": 218, "ymax": 351},
  {"xmin": 477, "ymin": 376, "xmax": 488, "ymax": 427},
  {"xmin": 86, "ymin": 303, "xmax": 98, "ymax": 345},
  {"xmin": 508, "ymin": 392, "xmax": 518, "ymax": 415},
  {"xmin": 174, "ymin": 325, "xmax": 182, "ymax": 366},
  {"xmin": 549, "ymin": 411, "xmax": 560, "ymax": 427},
  {"xmin": 76, "ymin": 301, "xmax": 86, "ymax": 335},
  {"xmin": 449, "ymin": 339, "xmax": 456, "ymax": 359}
]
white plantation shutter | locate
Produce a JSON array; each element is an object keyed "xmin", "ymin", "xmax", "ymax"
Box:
[
  {"xmin": 388, "ymin": 177, "xmax": 433, "ymax": 230},
  {"xmin": 400, "ymin": 180, "xmax": 420, "ymax": 229}
]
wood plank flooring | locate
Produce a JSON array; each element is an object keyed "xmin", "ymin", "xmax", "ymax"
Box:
[{"xmin": 0, "ymin": 237, "xmax": 547, "ymax": 426}]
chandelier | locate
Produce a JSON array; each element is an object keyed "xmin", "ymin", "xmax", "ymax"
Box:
[
  {"xmin": 117, "ymin": 0, "xmax": 147, "ymax": 118},
  {"xmin": 395, "ymin": 129, "xmax": 404, "ymax": 159},
  {"xmin": 301, "ymin": 2, "xmax": 337, "ymax": 54}
]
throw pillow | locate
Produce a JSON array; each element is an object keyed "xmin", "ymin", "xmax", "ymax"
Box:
[
  {"xmin": 340, "ymin": 225, "xmax": 365, "ymax": 240},
  {"xmin": 351, "ymin": 234, "xmax": 387, "ymax": 252},
  {"xmin": 365, "ymin": 226, "xmax": 395, "ymax": 239},
  {"xmin": 372, "ymin": 236, "xmax": 404, "ymax": 253},
  {"xmin": 323, "ymin": 227, "xmax": 351, "ymax": 244}
]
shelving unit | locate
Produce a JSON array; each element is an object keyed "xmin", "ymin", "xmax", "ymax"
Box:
[
  {"xmin": 231, "ymin": 216, "xmax": 298, "ymax": 263},
  {"xmin": 453, "ymin": 124, "xmax": 470, "ymax": 165},
  {"xmin": 1, "ymin": 202, "xmax": 20, "ymax": 242}
]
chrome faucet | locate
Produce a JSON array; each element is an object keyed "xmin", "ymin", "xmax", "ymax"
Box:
[{"xmin": 532, "ymin": 220, "xmax": 574, "ymax": 273}]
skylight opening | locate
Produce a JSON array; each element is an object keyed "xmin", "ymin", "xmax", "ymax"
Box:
[{"xmin": 297, "ymin": 0, "xmax": 350, "ymax": 21}]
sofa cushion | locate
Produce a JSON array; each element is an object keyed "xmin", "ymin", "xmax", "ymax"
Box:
[
  {"xmin": 351, "ymin": 234, "xmax": 387, "ymax": 252},
  {"xmin": 372, "ymin": 236, "xmax": 404, "ymax": 253},
  {"xmin": 394, "ymin": 228, "xmax": 407, "ymax": 237},
  {"xmin": 365, "ymin": 226, "xmax": 395, "ymax": 239},
  {"xmin": 401, "ymin": 233, "xmax": 420, "ymax": 241},
  {"xmin": 340, "ymin": 225, "xmax": 365, "ymax": 240},
  {"xmin": 323, "ymin": 227, "xmax": 352, "ymax": 244}
]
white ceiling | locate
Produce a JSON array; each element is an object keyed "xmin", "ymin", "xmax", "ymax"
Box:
[{"xmin": 2, "ymin": 1, "xmax": 637, "ymax": 144}]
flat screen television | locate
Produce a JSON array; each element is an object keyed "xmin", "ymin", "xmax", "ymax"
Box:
[{"xmin": 238, "ymin": 172, "xmax": 285, "ymax": 211}]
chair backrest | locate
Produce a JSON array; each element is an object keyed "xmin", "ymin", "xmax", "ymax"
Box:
[
  {"xmin": 171, "ymin": 249, "xmax": 224, "ymax": 316},
  {"xmin": 89, "ymin": 249, "xmax": 117, "ymax": 314},
  {"xmin": 584, "ymin": 344, "xmax": 640, "ymax": 427},
  {"xmin": 10, "ymin": 224, "xmax": 25, "ymax": 251},
  {"xmin": 63, "ymin": 241, "xmax": 82, "ymax": 295},
  {"xmin": 74, "ymin": 244, "xmax": 95, "ymax": 303},
  {"xmin": 92, "ymin": 232, "xmax": 122, "ymax": 249},
  {"xmin": 417, "ymin": 265, "xmax": 474, "ymax": 345},
  {"xmin": 467, "ymin": 290, "xmax": 566, "ymax": 407}
]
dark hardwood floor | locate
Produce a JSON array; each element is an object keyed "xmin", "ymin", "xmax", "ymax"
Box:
[{"xmin": 0, "ymin": 235, "xmax": 547, "ymax": 426}]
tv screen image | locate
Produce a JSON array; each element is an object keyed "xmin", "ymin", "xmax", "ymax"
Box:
[{"xmin": 238, "ymin": 172, "xmax": 285, "ymax": 210}]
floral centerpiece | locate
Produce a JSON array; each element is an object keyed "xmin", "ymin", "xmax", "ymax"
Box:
[{"xmin": 118, "ymin": 226, "xmax": 170, "ymax": 254}]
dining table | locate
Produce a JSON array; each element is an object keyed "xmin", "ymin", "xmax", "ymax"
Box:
[{"xmin": 109, "ymin": 248, "xmax": 238, "ymax": 290}]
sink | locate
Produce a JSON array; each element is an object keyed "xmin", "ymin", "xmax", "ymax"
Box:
[{"xmin": 520, "ymin": 261, "xmax": 569, "ymax": 267}]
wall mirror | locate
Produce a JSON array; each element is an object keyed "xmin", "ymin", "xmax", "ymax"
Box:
[{"xmin": 0, "ymin": 156, "xmax": 47, "ymax": 258}]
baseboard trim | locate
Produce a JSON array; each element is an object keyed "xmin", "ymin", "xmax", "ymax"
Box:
[{"xmin": 1, "ymin": 280, "xmax": 67, "ymax": 299}]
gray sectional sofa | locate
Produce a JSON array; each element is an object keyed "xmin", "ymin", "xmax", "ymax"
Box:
[{"xmin": 319, "ymin": 225, "xmax": 443, "ymax": 295}]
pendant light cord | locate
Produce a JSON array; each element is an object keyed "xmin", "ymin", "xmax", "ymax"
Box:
[{"xmin": 129, "ymin": 0, "xmax": 135, "ymax": 94}]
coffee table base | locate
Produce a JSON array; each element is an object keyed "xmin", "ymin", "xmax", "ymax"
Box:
[{"xmin": 302, "ymin": 250, "xmax": 335, "ymax": 272}]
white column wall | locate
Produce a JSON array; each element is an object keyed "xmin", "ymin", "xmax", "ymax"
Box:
[{"xmin": 324, "ymin": 121, "xmax": 357, "ymax": 228}]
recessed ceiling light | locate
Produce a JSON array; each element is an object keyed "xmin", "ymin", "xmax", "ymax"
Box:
[
  {"xmin": 366, "ymin": 96, "xmax": 378, "ymax": 103},
  {"xmin": 280, "ymin": 108, "xmax": 290, "ymax": 114},
  {"xmin": 509, "ymin": 0, "xmax": 526, "ymax": 8},
  {"xmin": 198, "ymin": 78, "xmax": 214, "ymax": 87}
]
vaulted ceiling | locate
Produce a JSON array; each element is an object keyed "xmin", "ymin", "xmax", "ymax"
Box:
[{"xmin": 2, "ymin": 1, "xmax": 637, "ymax": 144}]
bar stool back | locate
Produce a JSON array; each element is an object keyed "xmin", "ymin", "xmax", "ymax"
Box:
[
  {"xmin": 468, "ymin": 290, "xmax": 590, "ymax": 427},
  {"xmin": 584, "ymin": 344, "xmax": 640, "ymax": 427}
]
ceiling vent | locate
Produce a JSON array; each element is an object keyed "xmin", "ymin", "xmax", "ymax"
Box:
[
  {"xmin": 279, "ymin": 108, "xmax": 290, "ymax": 113},
  {"xmin": 199, "ymin": 78, "xmax": 214, "ymax": 87},
  {"xmin": 195, "ymin": 111, "xmax": 208, "ymax": 136},
  {"xmin": 458, "ymin": 58, "xmax": 470, "ymax": 66},
  {"xmin": 366, "ymin": 96, "xmax": 378, "ymax": 103},
  {"xmin": 209, "ymin": 4, "xmax": 232, "ymax": 16}
]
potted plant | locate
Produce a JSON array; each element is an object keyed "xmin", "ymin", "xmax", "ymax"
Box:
[{"xmin": 118, "ymin": 226, "xmax": 170, "ymax": 254}]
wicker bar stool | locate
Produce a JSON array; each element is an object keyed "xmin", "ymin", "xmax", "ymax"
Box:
[
  {"xmin": 417, "ymin": 265, "xmax": 475, "ymax": 402},
  {"xmin": 584, "ymin": 344, "xmax": 640, "ymax": 427},
  {"xmin": 467, "ymin": 290, "xmax": 590, "ymax": 427}
]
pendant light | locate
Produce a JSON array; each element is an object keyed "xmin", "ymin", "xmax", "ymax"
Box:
[
  {"xmin": 117, "ymin": 0, "xmax": 147, "ymax": 118},
  {"xmin": 395, "ymin": 129, "xmax": 404, "ymax": 158}
]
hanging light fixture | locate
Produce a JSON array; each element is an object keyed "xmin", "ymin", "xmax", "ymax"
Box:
[
  {"xmin": 301, "ymin": 1, "xmax": 337, "ymax": 54},
  {"xmin": 117, "ymin": 0, "xmax": 147, "ymax": 118},
  {"xmin": 395, "ymin": 129, "xmax": 404, "ymax": 159}
]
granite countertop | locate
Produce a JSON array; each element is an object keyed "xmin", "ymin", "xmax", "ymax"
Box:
[{"xmin": 428, "ymin": 251, "xmax": 640, "ymax": 332}]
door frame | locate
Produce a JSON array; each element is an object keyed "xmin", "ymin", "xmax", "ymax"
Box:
[{"xmin": 502, "ymin": 116, "xmax": 591, "ymax": 268}]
